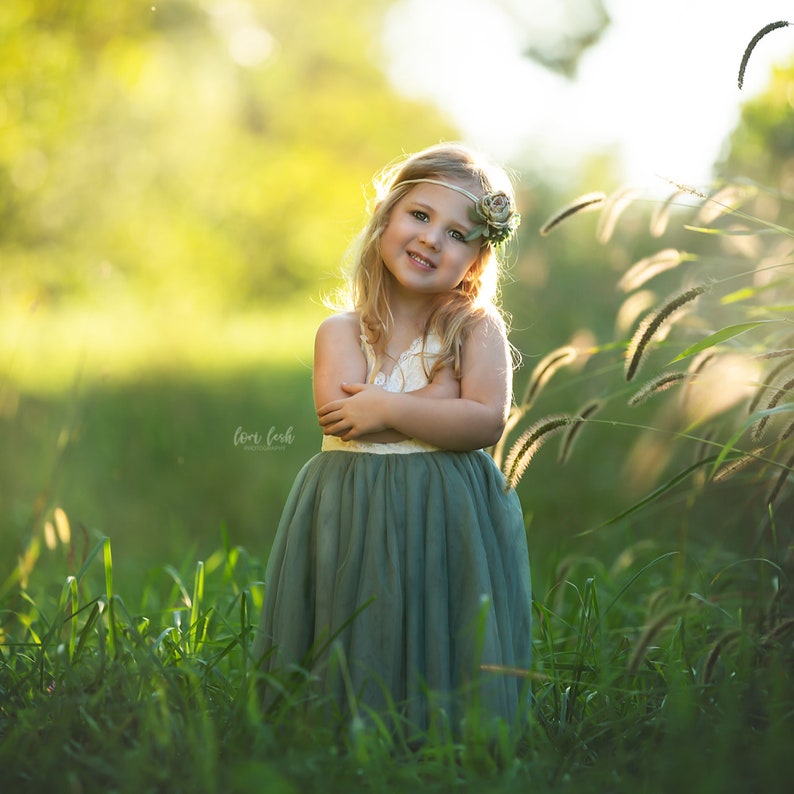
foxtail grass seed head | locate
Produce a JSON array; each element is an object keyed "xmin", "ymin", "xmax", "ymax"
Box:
[
  {"xmin": 650, "ymin": 188, "xmax": 686, "ymax": 237},
  {"xmin": 625, "ymin": 284, "xmax": 709, "ymax": 381},
  {"xmin": 54, "ymin": 507, "xmax": 71, "ymax": 544},
  {"xmin": 520, "ymin": 346, "xmax": 578, "ymax": 407},
  {"xmin": 628, "ymin": 372, "xmax": 688, "ymax": 407},
  {"xmin": 738, "ymin": 21, "xmax": 790, "ymax": 89},
  {"xmin": 596, "ymin": 186, "xmax": 639, "ymax": 244},
  {"xmin": 539, "ymin": 192, "xmax": 606, "ymax": 236},
  {"xmin": 681, "ymin": 350, "xmax": 716, "ymax": 407},
  {"xmin": 761, "ymin": 617, "xmax": 794, "ymax": 648},
  {"xmin": 664, "ymin": 177, "xmax": 708, "ymax": 202},
  {"xmin": 713, "ymin": 448, "xmax": 766, "ymax": 483},
  {"xmin": 558, "ymin": 400, "xmax": 601, "ymax": 464},
  {"xmin": 751, "ymin": 375, "xmax": 794, "ymax": 441},
  {"xmin": 754, "ymin": 348, "xmax": 794, "ymax": 362},
  {"xmin": 618, "ymin": 249, "xmax": 692, "ymax": 293},
  {"xmin": 687, "ymin": 349, "xmax": 717, "ymax": 377},
  {"xmin": 627, "ymin": 605, "xmax": 688, "ymax": 675},
  {"xmin": 503, "ymin": 414, "xmax": 574, "ymax": 491},
  {"xmin": 43, "ymin": 521, "xmax": 57, "ymax": 550},
  {"xmin": 702, "ymin": 629, "xmax": 742, "ymax": 685},
  {"xmin": 748, "ymin": 350, "xmax": 794, "ymax": 414}
]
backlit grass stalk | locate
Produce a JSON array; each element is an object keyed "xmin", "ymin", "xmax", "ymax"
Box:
[
  {"xmin": 558, "ymin": 400, "xmax": 602, "ymax": 464},
  {"xmin": 712, "ymin": 447, "xmax": 767, "ymax": 482},
  {"xmin": 748, "ymin": 352, "xmax": 794, "ymax": 415},
  {"xmin": 627, "ymin": 604, "xmax": 689, "ymax": 675},
  {"xmin": 618, "ymin": 249, "xmax": 696, "ymax": 292},
  {"xmin": 649, "ymin": 187, "xmax": 688, "ymax": 237},
  {"xmin": 738, "ymin": 21, "xmax": 791, "ymax": 89},
  {"xmin": 597, "ymin": 187, "xmax": 640, "ymax": 244},
  {"xmin": 492, "ymin": 345, "xmax": 578, "ymax": 468},
  {"xmin": 751, "ymin": 374, "xmax": 794, "ymax": 440},
  {"xmin": 628, "ymin": 371, "xmax": 688, "ymax": 406},
  {"xmin": 625, "ymin": 285, "xmax": 709, "ymax": 381},
  {"xmin": 539, "ymin": 192, "xmax": 606, "ymax": 236},
  {"xmin": 503, "ymin": 414, "xmax": 575, "ymax": 490}
]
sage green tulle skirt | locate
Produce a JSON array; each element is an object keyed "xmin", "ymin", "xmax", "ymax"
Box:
[{"xmin": 254, "ymin": 449, "xmax": 532, "ymax": 732}]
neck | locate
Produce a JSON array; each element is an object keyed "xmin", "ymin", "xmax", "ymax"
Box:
[{"xmin": 384, "ymin": 275, "xmax": 436, "ymax": 333}]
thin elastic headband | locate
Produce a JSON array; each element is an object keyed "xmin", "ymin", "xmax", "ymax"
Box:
[{"xmin": 396, "ymin": 178, "xmax": 480, "ymax": 204}]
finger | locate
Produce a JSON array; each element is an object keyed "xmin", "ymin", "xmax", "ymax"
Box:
[
  {"xmin": 316, "ymin": 401, "xmax": 339, "ymax": 417},
  {"xmin": 318, "ymin": 407, "xmax": 341, "ymax": 425}
]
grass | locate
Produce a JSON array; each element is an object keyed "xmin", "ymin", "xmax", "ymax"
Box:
[
  {"xmin": 0, "ymin": 300, "xmax": 324, "ymax": 581},
  {"xmin": 3, "ymin": 171, "xmax": 794, "ymax": 791},
  {"xmin": 1, "ymin": 528, "xmax": 791, "ymax": 792}
]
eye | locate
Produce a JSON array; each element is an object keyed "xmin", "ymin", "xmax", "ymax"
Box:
[
  {"xmin": 411, "ymin": 210, "xmax": 429, "ymax": 222},
  {"xmin": 448, "ymin": 229, "xmax": 466, "ymax": 242}
]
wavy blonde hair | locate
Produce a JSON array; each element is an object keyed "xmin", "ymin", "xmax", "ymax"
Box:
[{"xmin": 341, "ymin": 142, "xmax": 516, "ymax": 380}]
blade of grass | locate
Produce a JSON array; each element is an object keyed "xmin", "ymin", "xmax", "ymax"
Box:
[
  {"xmin": 103, "ymin": 538, "xmax": 116, "ymax": 657},
  {"xmin": 603, "ymin": 552, "xmax": 679, "ymax": 617},
  {"xmin": 668, "ymin": 321, "xmax": 776, "ymax": 364},
  {"xmin": 189, "ymin": 560, "xmax": 205, "ymax": 654},
  {"xmin": 595, "ymin": 459, "xmax": 716, "ymax": 529}
]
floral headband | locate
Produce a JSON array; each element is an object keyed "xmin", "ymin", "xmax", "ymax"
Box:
[{"xmin": 397, "ymin": 178, "xmax": 520, "ymax": 245}]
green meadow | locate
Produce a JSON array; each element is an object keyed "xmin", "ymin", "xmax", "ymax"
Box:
[{"xmin": 2, "ymin": 3, "xmax": 794, "ymax": 792}]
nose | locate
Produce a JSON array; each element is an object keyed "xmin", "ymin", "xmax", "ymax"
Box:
[{"xmin": 419, "ymin": 224, "xmax": 441, "ymax": 250}]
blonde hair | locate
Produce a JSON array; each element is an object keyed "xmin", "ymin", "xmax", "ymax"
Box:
[{"xmin": 341, "ymin": 142, "xmax": 516, "ymax": 380}]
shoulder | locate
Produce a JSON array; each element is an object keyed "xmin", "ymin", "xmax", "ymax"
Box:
[
  {"xmin": 465, "ymin": 309, "xmax": 509, "ymax": 350},
  {"xmin": 315, "ymin": 311, "xmax": 361, "ymax": 345},
  {"xmin": 313, "ymin": 312, "xmax": 368, "ymax": 400},
  {"xmin": 459, "ymin": 309, "xmax": 514, "ymax": 383}
]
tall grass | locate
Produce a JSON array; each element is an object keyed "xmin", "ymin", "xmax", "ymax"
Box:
[
  {"xmin": 518, "ymin": 174, "xmax": 794, "ymax": 532},
  {"xmin": 3, "ymin": 32, "xmax": 794, "ymax": 788},
  {"xmin": 3, "ymin": 199, "xmax": 793, "ymax": 792},
  {"xmin": 2, "ymin": 520, "xmax": 791, "ymax": 792}
]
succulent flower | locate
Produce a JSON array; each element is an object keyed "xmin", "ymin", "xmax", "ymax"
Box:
[{"xmin": 466, "ymin": 191, "xmax": 520, "ymax": 245}]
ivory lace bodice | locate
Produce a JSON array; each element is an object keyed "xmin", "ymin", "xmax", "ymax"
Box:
[{"xmin": 321, "ymin": 332, "xmax": 443, "ymax": 454}]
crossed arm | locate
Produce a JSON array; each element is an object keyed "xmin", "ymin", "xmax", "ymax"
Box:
[{"xmin": 313, "ymin": 312, "xmax": 512, "ymax": 452}]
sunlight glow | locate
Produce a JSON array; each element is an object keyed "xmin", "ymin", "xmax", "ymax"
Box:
[{"xmin": 383, "ymin": 0, "xmax": 794, "ymax": 186}]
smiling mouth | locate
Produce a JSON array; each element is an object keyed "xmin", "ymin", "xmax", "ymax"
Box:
[{"xmin": 408, "ymin": 251, "xmax": 436, "ymax": 269}]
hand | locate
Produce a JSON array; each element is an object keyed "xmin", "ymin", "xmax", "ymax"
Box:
[{"xmin": 317, "ymin": 383, "xmax": 393, "ymax": 440}]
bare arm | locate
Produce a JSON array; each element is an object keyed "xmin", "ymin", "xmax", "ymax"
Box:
[
  {"xmin": 312, "ymin": 313, "xmax": 460, "ymax": 444},
  {"xmin": 317, "ymin": 314, "xmax": 512, "ymax": 451}
]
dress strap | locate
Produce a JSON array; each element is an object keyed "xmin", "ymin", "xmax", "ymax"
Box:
[{"xmin": 358, "ymin": 320, "xmax": 382, "ymax": 384}]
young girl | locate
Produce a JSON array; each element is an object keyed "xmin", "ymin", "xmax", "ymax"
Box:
[{"xmin": 254, "ymin": 143, "xmax": 532, "ymax": 736}]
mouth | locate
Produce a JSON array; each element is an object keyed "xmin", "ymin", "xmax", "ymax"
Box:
[{"xmin": 408, "ymin": 251, "xmax": 436, "ymax": 270}]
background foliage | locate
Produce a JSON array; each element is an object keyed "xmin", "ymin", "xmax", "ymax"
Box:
[
  {"xmin": 1, "ymin": 0, "xmax": 792, "ymax": 578},
  {"xmin": 1, "ymin": 2, "xmax": 793, "ymax": 789}
]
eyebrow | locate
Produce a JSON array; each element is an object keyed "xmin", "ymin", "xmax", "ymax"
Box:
[{"xmin": 407, "ymin": 200, "xmax": 473, "ymax": 232}]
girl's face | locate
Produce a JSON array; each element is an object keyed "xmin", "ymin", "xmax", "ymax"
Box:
[{"xmin": 379, "ymin": 181, "xmax": 482, "ymax": 299}]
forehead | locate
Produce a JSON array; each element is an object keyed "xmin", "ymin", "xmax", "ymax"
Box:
[{"xmin": 399, "ymin": 180, "xmax": 479, "ymax": 219}]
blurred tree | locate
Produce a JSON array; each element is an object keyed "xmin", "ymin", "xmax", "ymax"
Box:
[
  {"xmin": 499, "ymin": 0, "xmax": 610, "ymax": 78},
  {"xmin": 0, "ymin": 0, "xmax": 456, "ymax": 313}
]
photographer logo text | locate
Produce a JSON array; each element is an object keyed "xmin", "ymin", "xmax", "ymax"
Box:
[{"xmin": 234, "ymin": 425, "xmax": 294, "ymax": 452}]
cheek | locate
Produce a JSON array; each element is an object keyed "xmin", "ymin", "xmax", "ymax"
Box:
[{"xmin": 463, "ymin": 254, "xmax": 483, "ymax": 278}]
